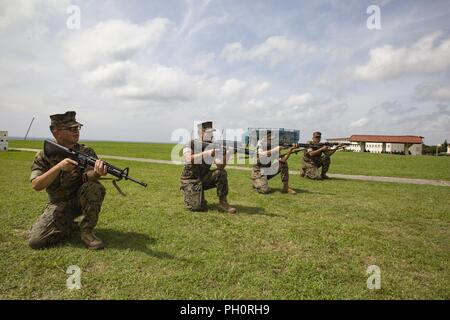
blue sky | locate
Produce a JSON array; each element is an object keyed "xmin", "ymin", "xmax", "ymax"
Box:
[{"xmin": 0, "ymin": 0, "xmax": 449, "ymax": 144}]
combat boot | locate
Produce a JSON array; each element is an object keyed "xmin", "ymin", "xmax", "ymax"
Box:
[
  {"xmin": 81, "ymin": 230, "xmax": 104, "ymax": 250},
  {"xmin": 300, "ymin": 167, "xmax": 306, "ymax": 177},
  {"xmin": 201, "ymin": 199, "xmax": 208, "ymax": 210},
  {"xmin": 69, "ymin": 220, "xmax": 80, "ymax": 233},
  {"xmin": 218, "ymin": 196, "xmax": 237, "ymax": 214},
  {"xmin": 282, "ymin": 183, "xmax": 297, "ymax": 195}
]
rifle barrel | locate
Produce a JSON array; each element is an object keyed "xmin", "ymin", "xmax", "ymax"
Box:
[{"xmin": 126, "ymin": 176, "xmax": 148, "ymax": 187}]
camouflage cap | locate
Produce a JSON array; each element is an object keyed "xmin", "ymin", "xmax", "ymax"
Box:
[
  {"xmin": 313, "ymin": 131, "xmax": 322, "ymax": 138},
  {"xmin": 197, "ymin": 121, "xmax": 215, "ymax": 132},
  {"xmin": 50, "ymin": 111, "xmax": 83, "ymax": 129}
]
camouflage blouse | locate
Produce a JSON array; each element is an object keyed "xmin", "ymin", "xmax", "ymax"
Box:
[
  {"xmin": 180, "ymin": 139, "xmax": 212, "ymax": 180},
  {"xmin": 30, "ymin": 143, "xmax": 98, "ymax": 203},
  {"xmin": 303, "ymin": 140, "xmax": 324, "ymax": 166}
]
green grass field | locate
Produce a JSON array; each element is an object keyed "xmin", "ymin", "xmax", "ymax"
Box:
[
  {"xmin": 0, "ymin": 145, "xmax": 449, "ymax": 299},
  {"xmin": 9, "ymin": 139, "xmax": 450, "ymax": 181}
]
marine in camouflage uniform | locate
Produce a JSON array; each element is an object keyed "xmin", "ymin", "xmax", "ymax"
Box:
[
  {"xmin": 28, "ymin": 111, "xmax": 107, "ymax": 250},
  {"xmin": 301, "ymin": 131, "xmax": 337, "ymax": 180},
  {"xmin": 180, "ymin": 121, "xmax": 236, "ymax": 213},
  {"xmin": 251, "ymin": 131, "xmax": 297, "ymax": 194}
]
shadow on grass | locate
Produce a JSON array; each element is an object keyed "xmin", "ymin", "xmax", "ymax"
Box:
[
  {"xmin": 66, "ymin": 228, "xmax": 181, "ymax": 260},
  {"xmin": 300, "ymin": 176, "xmax": 349, "ymax": 183},
  {"xmin": 97, "ymin": 228, "xmax": 178, "ymax": 259},
  {"xmin": 206, "ymin": 203, "xmax": 280, "ymax": 217},
  {"xmin": 268, "ymin": 187, "xmax": 313, "ymax": 194}
]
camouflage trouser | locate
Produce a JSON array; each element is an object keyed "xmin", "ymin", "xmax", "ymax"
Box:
[
  {"xmin": 28, "ymin": 181, "xmax": 106, "ymax": 249},
  {"xmin": 180, "ymin": 169, "xmax": 229, "ymax": 211},
  {"xmin": 251, "ymin": 160, "xmax": 289, "ymax": 194},
  {"xmin": 302, "ymin": 155, "xmax": 331, "ymax": 180}
]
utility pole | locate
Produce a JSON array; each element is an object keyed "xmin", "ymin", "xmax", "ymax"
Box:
[{"xmin": 24, "ymin": 117, "xmax": 35, "ymax": 140}]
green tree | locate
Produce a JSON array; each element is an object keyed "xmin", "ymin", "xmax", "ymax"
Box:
[{"xmin": 439, "ymin": 140, "xmax": 448, "ymax": 153}]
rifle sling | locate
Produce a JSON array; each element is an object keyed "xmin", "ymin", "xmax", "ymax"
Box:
[{"xmin": 112, "ymin": 179, "xmax": 127, "ymax": 197}]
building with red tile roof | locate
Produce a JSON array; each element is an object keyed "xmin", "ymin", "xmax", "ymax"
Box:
[
  {"xmin": 349, "ymin": 135, "xmax": 423, "ymax": 144},
  {"xmin": 326, "ymin": 135, "xmax": 424, "ymax": 155}
]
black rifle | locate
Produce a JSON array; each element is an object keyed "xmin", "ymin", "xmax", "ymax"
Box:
[
  {"xmin": 44, "ymin": 140, "xmax": 148, "ymax": 190},
  {"xmin": 280, "ymin": 142, "xmax": 351, "ymax": 154},
  {"xmin": 202, "ymin": 140, "xmax": 255, "ymax": 156}
]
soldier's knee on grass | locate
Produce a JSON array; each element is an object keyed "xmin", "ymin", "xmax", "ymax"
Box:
[
  {"xmin": 256, "ymin": 186, "xmax": 271, "ymax": 194},
  {"xmin": 28, "ymin": 236, "xmax": 48, "ymax": 250},
  {"xmin": 185, "ymin": 192, "xmax": 207, "ymax": 212},
  {"xmin": 188, "ymin": 206, "xmax": 208, "ymax": 212},
  {"xmin": 304, "ymin": 166, "xmax": 322, "ymax": 180}
]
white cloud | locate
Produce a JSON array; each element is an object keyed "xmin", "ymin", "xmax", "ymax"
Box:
[
  {"xmin": 81, "ymin": 60, "xmax": 206, "ymax": 102},
  {"xmin": 63, "ymin": 18, "xmax": 208, "ymax": 103},
  {"xmin": 62, "ymin": 18, "xmax": 276, "ymax": 108},
  {"xmin": 254, "ymin": 82, "xmax": 271, "ymax": 95},
  {"xmin": 76, "ymin": 59, "xmax": 269, "ymax": 105},
  {"xmin": 113, "ymin": 64, "xmax": 204, "ymax": 102},
  {"xmin": 177, "ymin": 0, "xmax": 211, "ymax": 37},
  {"xmin": 284, "ymin": 93, "xmax": 315, "ymax": 108},
  {"xmin": 63, "ymin": 18, "xmax": 174, "ymax": 68},
  {"xmin": 192, "ymin": 52, "xmax": 216, "ymax": 70},
  {"xmin": 349, "ymin": 118, "xmax": 370, "ymax": 128},
  {"xmin": 220, "ymin": 78, "xmax": 247, "ymax": 97},
  {"xmin": 415, "ymin": 82, "xmax": 450, "ymax": 102},
  {"xmin": 187, "ymin": 15, "xmax": 230, "ymax": 36},
  {"xmin": 81, "ymin": 61, "xmax": 133, "ymax": 88},
  {"xmin": 0, "ymin": 0, "xmax": 70, "ymax": 32},
  {"xmin": 235, "ymin": 92, "xmax": 343, "ymax": 127},
  {"xmin": 385, "ymin": 105, "xmax": 450, "ymax": 143},
  {"xmin": 354, "ymin": 32, "xmax": 450, "ymax": 81},
  {"xmin": 369, "ymin": 101, "xmax": 417, "ymax": 115},
  {"xmin": 220, "ymin": 36, "xmax": 316, "ymax": 66}
]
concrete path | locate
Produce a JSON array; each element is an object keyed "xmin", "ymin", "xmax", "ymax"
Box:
[{"xmin": 9, "ymin": 148, "xmax": 450, "ymax": 187}]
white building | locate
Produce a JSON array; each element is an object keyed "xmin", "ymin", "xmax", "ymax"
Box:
[
  {"xmin": 0, "ymin": 131, "xmax": 8, "ymax": 151},
  {"xmin": 326, "ymin": 135, "xmax": 424, "ymax": 155}
]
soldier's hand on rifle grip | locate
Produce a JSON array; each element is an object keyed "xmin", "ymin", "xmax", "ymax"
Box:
[
  {"xmin": 94, "ymin": 160, "xmax": 108, "ymax": 177},
  {"xmin": 289, "ymin": 143, "xmax": 299, "ymax": 152},
  {"xmin": 58, "ymin": 158, "xmax": 78, "ymax": 172}
]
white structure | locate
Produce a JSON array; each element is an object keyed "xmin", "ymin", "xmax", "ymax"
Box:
[
  {"xmin": 0, "ymin": 131, "xmax": 8, "ymax": 151},
  {"xmin": 326, "ymin": 135, "xmax": 424, "ymax": 155},
  {"xmin": 447, "ymin": 145, "xmax": 450, "ymax": 155}
]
